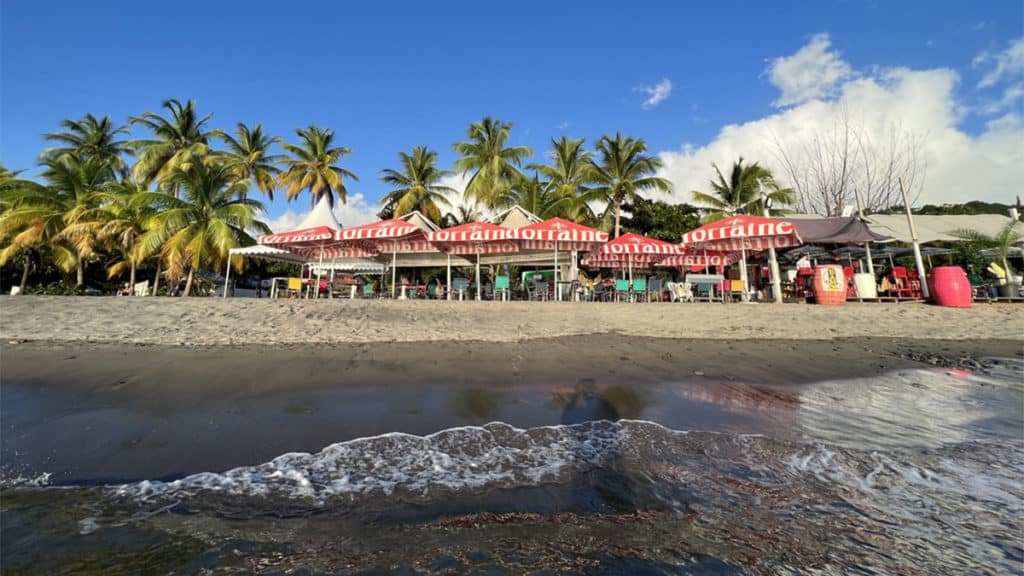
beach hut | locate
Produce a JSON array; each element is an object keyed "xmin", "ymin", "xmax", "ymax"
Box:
[
  {"xmin": 511, "ymin": 218, "xmax": 609, "ymax": 300},
  {"xmin": 427, "ymin": 222, "xmax": 518, "ymax": 300},
  {"xmin": 680, "ymin": 215, "xmax": 802, "ymax": 302}
]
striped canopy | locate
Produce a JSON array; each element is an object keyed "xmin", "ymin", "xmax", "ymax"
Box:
[
  {"xmin": 428, "ymin": 222, "xmax": 519, "ymax": 255},
  {"xmin": 512, "ymin": 217, "xmax": 608, "ymax": 251},
  {"xmin": 679, "ymin": 215, "xmax": 802, "ymax": 251},
  {"xmin": 656, "ymin": 252, "xmax": 743, "ymax": 267},
  {"xmin": 337, "ymin": 219, "xmax": 421, "ymax": 240},
  {"xmin": 599, "ymin": 233, "xmax": 682, "ymax": 256}
]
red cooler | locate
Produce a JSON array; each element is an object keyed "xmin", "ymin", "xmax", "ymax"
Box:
[{"xmin": 930, "ymin": 266, "xmax": 972, "ymax": 308}]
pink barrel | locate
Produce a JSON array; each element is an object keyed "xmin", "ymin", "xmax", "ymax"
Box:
[{"xmin": 930, "ymin": 266, "xmax": 972, "ymax": 308}]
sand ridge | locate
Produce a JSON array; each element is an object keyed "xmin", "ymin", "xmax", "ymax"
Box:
[{"xmin": 2, "ymin": 295, "xmax": 1022, "ymax": 346}]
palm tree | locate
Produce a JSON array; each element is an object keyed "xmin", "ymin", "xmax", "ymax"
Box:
[
  {"xmin": 950, "ymin": 221, "xmax": 1023, "ymax": 287},
  {"xmin": 441, "ymin": 203, "xmax": 483, "ymax": 228},
  {"xmin": 379, "ymin": 146, "xmax": 454, "ymax": 224},
  {"xmin": 128, "ymin": 99, "xmax": 215, "ymax": 187},
  {"xmin": 138, "ymin": 162, "xmax": 269, "ymax": 297},
  {"xmin": 278, "ymin": 125, "xmax": 357, "ymax": 208},
  {"xmin": 509, "ymin": 172, "xmax": 554, "ymax": 218},
  {"xmin": 590, "ymin": 133, "xmax": 672, "ymax": 237},
  {"xmin": 528, "ymin": 136, "xmax": 601, "ymax": 222},
  {"xmin": 0, "ymin": 166, "xmax": 52, "ymax": 292},
  {"xmin": 96, "ymin": 178, "xmax": 161, "ymax": 294},
  {"xmin": 42, "ymin": 114, "xmax": 130, "ymax": 177},
  {"xmin": 0, "ymin": 155, "xmax": 110, "ymax": 287},
  {"xmin": 453, "ymin": 116, "xmax": 532, "ymax": 210},
  {"xmin": 691, "ymin": 157, "xmax": 795, "ymax": 222},
  {"xmin": 218, "ymin": 122, "xmax": 283, "ymax": 200}
]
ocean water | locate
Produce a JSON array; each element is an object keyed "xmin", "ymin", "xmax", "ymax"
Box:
[{"xmin": 1, "ymin": 359, "xmax": 1022, "ymax": 575}]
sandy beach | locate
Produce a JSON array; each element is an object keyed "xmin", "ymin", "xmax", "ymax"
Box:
[{"xmin": 2, "ymin": 295, "xmax": 1023, "ymax": 346}]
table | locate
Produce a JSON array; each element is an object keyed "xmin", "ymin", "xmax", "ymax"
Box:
[
  {"xmin": 399, "ymin": 284, "xmax": 426, "ymax": 300},
  {"xmin": 684, "ymin": 274, "xmax": 725, "ymax": 303}
]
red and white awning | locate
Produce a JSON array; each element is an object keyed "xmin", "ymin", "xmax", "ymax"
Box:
[
  {"xmin": 599, "ymin": 233, "xmax": 682, "ymax": 257},
  {"xmin": 679, "ymin": 215, "xmax": 802, "ymax": 251},
  {"xmin": 512, "ymin": 217, "xmax": 608, "ymax": 251},
  {"xmin": 656, "ymin": 252, "xmax": 743, "ymax": 267},
  {"xmin": 427, "ymin": 222, "xmax": 519, "ymax": 255},
  {"xmin": 337, "ymin": 219, "xmax": 421, "ymax": 240}
]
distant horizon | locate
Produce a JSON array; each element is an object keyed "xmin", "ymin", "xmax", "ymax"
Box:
[{"xmin": 3, "ymin": 1, "xmax": 1021, "ymax": 229}]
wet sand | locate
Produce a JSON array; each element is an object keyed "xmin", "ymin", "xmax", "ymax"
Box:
[{"xmin": 2, "ymin": 336, "xmax": 1020, "ymax": 484}]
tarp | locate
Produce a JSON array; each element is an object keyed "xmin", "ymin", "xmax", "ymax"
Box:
[
  {"xmin": 781, "ymin": 217, "xmax": 889, "ymax": 243},
  {"xmin": 864, "ymin": 214, "xmax": 1024, "ymax": 244}
]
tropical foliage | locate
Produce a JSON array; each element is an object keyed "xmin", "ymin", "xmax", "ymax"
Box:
[
  {"xmin": 453, "ymin": 117, "xmax": 532, "ymax": 210},
  {"xmin": 950, "ymin": 221, "xmax": 1023, "ymax": 283},
  {"xmin": 279, "ymin": 125, "xmax": 358, "ymax": 208},
  {"xmin": 691, "ymin": 157, "xmax": 795, "ymax": 222},
  {"xmin": 378, "ymin": 146, "xmax": 453, "ymax": 223},
  {"xmin": 590, "ymin": 133, "xmax": 672, "ymax": 237}
]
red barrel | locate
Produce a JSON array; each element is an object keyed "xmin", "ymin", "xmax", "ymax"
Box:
[
  {"xmin": 813, "ymin": 265, "xmax": 847, "ymax": 306},
  {"xmin": 930, "ymin": 266, "xmax": 972, "ymax": 308}
]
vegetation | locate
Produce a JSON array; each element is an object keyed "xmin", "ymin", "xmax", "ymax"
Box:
[
  {"xmin": 378, "ymin": 146, "xmax": 454, "ymax": 223},
  {"xmin": 691, "ymin": 157, "xmax": 795, "ymax": 222},
  {"xmin": 453, "ymin": 117, "xmax": 532, "ymax": 210},
  {"xmin": 590, "ymin": 133, "xmax": 672, "ymax": 237},
  {"xmin": 4, "ymin": 103, "xmax": 787, "ymax": 294},
  {"xmin": 950, "ymin": 221, "xmax": 1023, "ymax": 285}
]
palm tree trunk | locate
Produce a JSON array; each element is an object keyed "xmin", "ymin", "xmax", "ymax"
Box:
[
  {"xmin": 152, "ymin": 260, "xmax": 162, "ymax": 296},
  {"xmin": 19, "ymin": 254, "xmax": 30, "ymax": 293},
  {"xmin": 129, "ymin": 260, "xmax": 137, "ymax": 296},
  {"xmin": 76, "ymin": 257, "xmax": 85, "ymax": 288},
  {"xmin": 614, "ymin": 198, "xmax": 622, "ymax": 239},
  {"xmin": 183, "ymin": 268, "xmax": 195, "ymax": 297}
]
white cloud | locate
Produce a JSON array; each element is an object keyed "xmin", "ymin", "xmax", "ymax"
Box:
[
  {"xmin": 267, "ymin": 192, "xmax": 379, "ymax": 232},
  {"xmin": 979, "ymin": 82, "xmax": 1024, "ymax": 115},
  {"xmin": 656, "ymin": 36, "xmax": 1024, "ymax": 209},
  {"xmin": 768, "ymin": 33, "xmax": 853, "ymax": 107},
  {"xmin": 973, "ymin": 36, "xmax": 1024, "ymax": 89},
  {"xmin": 636, "ymin": 78, "xmax": 673, "ymax": 109}
]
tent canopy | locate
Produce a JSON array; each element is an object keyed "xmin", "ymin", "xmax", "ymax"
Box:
[
  {"xmin": 781, "ymin": 216, "xmax": 889, "ymax": 243},
  {"xmin": 864, "ymin": 214, "xmax": 1024, "ymax": 243}
]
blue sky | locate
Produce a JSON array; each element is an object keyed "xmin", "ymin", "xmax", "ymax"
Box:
[{"xmin": 2, "ymin": 1, "xmax": 1022, "ymax": 226}]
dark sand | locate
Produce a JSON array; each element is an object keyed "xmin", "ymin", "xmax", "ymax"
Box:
[{"xmin": 2, "ymin": 337, "xmax": 1020, "ymax": 484}]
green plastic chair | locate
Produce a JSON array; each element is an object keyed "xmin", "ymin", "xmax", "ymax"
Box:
[
  {"xmin": 614, "ymin": 279, "xmax": 630, "ymax": 301},
  {"xmin": 362, "ymin": 284, "xmax": 376, "ymax": 298},
  {"xmin": 494, "ymin": 275, "xmax": 510, "ymax": 301},
  {"xmin": 631, "ymin": 279, "xmax": 647, "ymax": 302},
  {"xmin": 451, "ymin": 277, "xmax": 469, "ymax": 300}
]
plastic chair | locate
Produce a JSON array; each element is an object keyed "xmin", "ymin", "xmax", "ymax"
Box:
[
  {"xmin": 532, "ymin": 281, "xmax": 549, "ymax": 301},
  {"xmin": 362, "ymin": 283, "xmax": 376, "ymax": 298},
  {"xmin": 614, "ymin": 279, "xmax": 630, "ymax": 301},
  {"xmin": 287, "ymin": 277, "xmax": 303, "ymax": 298},
  {"xmin": 451, "ymin": 277, "xmax": 469, "ymax": 300},
  {"xmin": 632, "ymin": 278, "xmax": 647, "ymax": 302},
  {"xmin": 494, "ymin": 275, "xmax": 510, "ymax": 301},
  {"xmin": 891, "ymin": 267, "xmax": 913, "ymax": 298},
  {"xmin": 647, "ymin": 278, "xmax": 662, "ymax": 302}
]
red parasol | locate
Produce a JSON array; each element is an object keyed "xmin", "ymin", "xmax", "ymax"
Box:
[
  {"xmin": 428, "ymin": 222, "xmax": 519, "ymax": 300},
  {"xmin": 512, "ymin": 218, "xmax": 608, "ymax": 300}
]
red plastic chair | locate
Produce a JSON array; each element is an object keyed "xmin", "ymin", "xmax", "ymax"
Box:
[
  {"xmin": 891, "ymin": 267, "xmax": 913, "ymax": 298},
  {"xmin": 843, "ymin": 266, "xmax": 856, "ymax": 298},
  {"xmin": 907, "ymin": 270, "xmax": 923, "ymax": 298}
]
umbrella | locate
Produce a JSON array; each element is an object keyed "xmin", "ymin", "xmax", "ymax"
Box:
[
  {"xmin": 680, "ymin": 215, "xmax": 802, "ymax": 302},
  {"xmin": 427, "ymin": 222, "xmax": 518, "ymax": 300},
  {"xmin": 512, "ymin": 218, "xmax": 609, "ymax": 301},
  {"xmin": 336, "ymin": 219, "xmax": 431, "ymax": 298},
  {"xmin": 595, "ymin": 233, "xmax": 682, "ymax": 289}
]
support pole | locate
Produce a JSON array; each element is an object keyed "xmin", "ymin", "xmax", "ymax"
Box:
[
  {"xmin": 222, "ymin": 255, "xmax": 232, "ymax": 298},
  {"xmin": 391, "ymin": 247, "xmax": 397, "ymax": 299},
  {"xmin": 762, "ymin": 209, "xmax": 782, "ymax": 304},
  {"xmin": 899, "ymin": 177, "xmax": 930, "ymax": 299},
  {"xmin": 475, "ymin": 253, "xmax": 481, "ymax": 301},
  {"xmin": 447, "ymin": 253, "xmax": 452, "ymax": 301},
  {"xmin": 315, "ymin": 243, "xmax": 324, "ymax": 300},
  {"xmin": 854, "ymin": 188, "xmax": 875, "ymax": 276},
  {"xmin": 739, "ymin": 247, "xmax": 750, "ymax": 302},
  {"xmin": 553, "ymin": 248, "xmax": 558, "ymax": 301}
]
